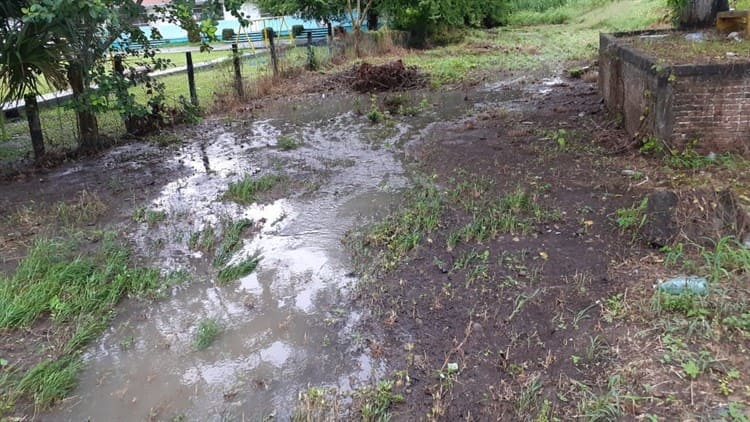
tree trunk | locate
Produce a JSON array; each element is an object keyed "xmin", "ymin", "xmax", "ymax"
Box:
[
  {"xmin": 24, "ymin": 94, "xmax": 45, "ymax": 159},
  {"xmin": 354, "ymin": 25, "xmax": 362, "ymax": 58},
  {"xmin": 678, "ymin": 0, "xmax": 728, "ymax": 28},
  {"xmin": 67, "ymin": 61, "xmax": 100, "ymax": 151}
]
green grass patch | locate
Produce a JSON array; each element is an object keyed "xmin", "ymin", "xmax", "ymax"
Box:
[
  {"xmin": 364, "ymin": 182, "xmax": 443, "ymax": 270},
  {"xmin": 447, "ymin": 187, "xmax": 553, "ymax": 250},
  {"xmin": 224, "ymin": 174, "xmax": 285, "ymax": 205},
  {"xmin": 217, "ymin": 253, "xmax": 262, "ymax": 284},
  {"xmin": 0, "ymin": 233, "xmax": 180, "ymax": 410},
  {"xmin": 192, "ymin": 319, "xmax": 221, "ymax": 351},
  {"xmin": 133, "ymin": 207, "xmax": 168, "ymax": 225}
]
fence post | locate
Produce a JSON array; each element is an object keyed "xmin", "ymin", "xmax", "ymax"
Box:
[
  {"xmin": 113, "ymin": 55, "xmax": 135, "ymax": 135},
  {"xmin": 24, "ymin": 94, "xmax": 44, "ymax": 159},
  {"xmin": 268, "ymin": 30, "xmax": 279, "ymax": 77},
  {"xmin": 232, "ymin": 43, "xmax": 244, "ymax": 99},
  {"xmin": 186, "ymin": 52, "xmax": 198, "ymax": 106},
  {"xmin": 306, "ymin": 31, "xmax": 314, "ymax": 71}
]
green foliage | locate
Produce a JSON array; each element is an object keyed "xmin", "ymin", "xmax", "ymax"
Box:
[
  {"xmin": 447, "ymin": 187, "xmax": 552, "ymax": 250},
  {"xmin": 0, "ymin": 236, "xmax": 165, "ymax": 329},
  {"xmin": 14, "ymin": 357, "xmax": 81, "ymax": 408},
  {"xmin": 614, "ymin": 198, "xmax": 648, "ymax": 232},
  {"xmin": 366, "ymin": 95, "xmax": 385, "ymax": 124},
  {"xmin": 193, "ymin": 319, "xmax": 221, "ymax": 350},
  {"xmin": 224, "ymin": 174, "xmax": 285, "ymax": 205}
]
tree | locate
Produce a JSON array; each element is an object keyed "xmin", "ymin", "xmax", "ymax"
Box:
[
  {"xmin": 24, "ymin": 0, "xmax": 152, "ymax": 151},
  {"xmin": 20, "ymin": 0, "xmax": 218, "ymax": 151},
  {"xmin": 0, "ymin": 1, "xmax": 68, "ymax": 160},
  {"xmin": 380, "ymin": 0, "xmax": 503, "ymax": 46}
]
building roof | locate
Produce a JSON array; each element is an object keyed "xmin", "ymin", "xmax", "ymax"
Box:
[{"xmin": 140, "ymin": 0, "xmax": 169, "ymax": 6}]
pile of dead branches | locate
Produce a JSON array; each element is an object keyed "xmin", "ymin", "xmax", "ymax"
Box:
[{"xmin": 350, "ymin": 60, "xmax": 426, "ymax": 92}]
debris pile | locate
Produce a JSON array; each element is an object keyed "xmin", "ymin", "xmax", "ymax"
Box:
[
  {"xmin": 320, "ymin": 59, "xmax": 427, "ymax": 92},
  {"xmin": 350, "ymin": 60, "xmax": 426, "ymax": 92}
]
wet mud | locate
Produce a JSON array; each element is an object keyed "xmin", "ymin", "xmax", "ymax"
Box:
[{"xmin": 18, "ymin": 83, "xmax": 529, "ymax": 420}]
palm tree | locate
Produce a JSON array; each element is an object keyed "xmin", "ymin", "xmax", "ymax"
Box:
[{"xmin": 0, "ymin": 2, "xmax": 68, "ymax": 160}]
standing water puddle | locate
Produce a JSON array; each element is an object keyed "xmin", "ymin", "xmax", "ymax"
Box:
[{"xmin": 50, "ymin": 85, "xmax": 525, "ymax": 421}]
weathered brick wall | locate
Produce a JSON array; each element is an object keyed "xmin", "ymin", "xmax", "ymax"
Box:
[
  {"xmin": 599, "ymin": 31, "xmax": 750, "ymax": 155},
  {"xmin": 670, "ymin": 75, "xmax": 750, "ymax": 154}
]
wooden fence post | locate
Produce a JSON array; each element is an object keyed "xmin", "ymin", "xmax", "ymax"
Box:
[
  {"xmin": 268, "ymin": 30, "xmax": 279, "ymax": 77},
  {"xmin": 186, "ymin": 52, "xmax": 198, "ymax": 106},
  {"xmin": 306, "ymin": 31, "xmax": 314, "ymax": 71},
  {"xmin": 232, "ymin": 43, "xmax": 244, "ymax": 99}
]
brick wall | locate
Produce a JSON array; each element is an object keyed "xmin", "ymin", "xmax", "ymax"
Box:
[
  {"xmin": 670, "ymin": 76, "xmax": 750, "ymax": 154},
  {"xmin": 599, "ymin": 31, "xmax": 750, "ymax": 155}
]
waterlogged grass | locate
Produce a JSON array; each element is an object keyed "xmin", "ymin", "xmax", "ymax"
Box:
[
  {"xmin": 224, "ymin": 174, "xmax": 285, "ymax": 205},
  {"xmin": 364, "ymin": 182, "xmax": 443, "ymax": 270},
  {"xmin": 0, "ymin": 234, "xmax": 178, "ymax": 410},
  {"xmin": 213, "ymin": 218, "xmax": 254, "ymax": 267},
  {"xmin": 192, "ymin": 319, "xmax": 221, "ymax": 351},
  {"xmin": 13, "ymin": 357, "xmax": 81, "ymax": 409},
  {"xmin": 217, "ymin": 253, "xmax": 262, "ymax": 284}
]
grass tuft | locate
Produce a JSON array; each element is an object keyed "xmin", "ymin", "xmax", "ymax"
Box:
[
  {"xmin": 217, "ymin": 253, "xmax": 262, "ymax": 284},
  {"xmin": 224, "ymin": 174, "xmax": 285, "ymax": 205},
  {"xmin": 213, "ymin": 218, "xmax": 254, "ymax": 267},
  {"xmin": 192, "ymin": 319, "xmax": 221, "ymax": 351}
]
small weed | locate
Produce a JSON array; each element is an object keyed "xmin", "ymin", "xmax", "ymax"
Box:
[
  {"xmin": 448, "ymin": 187, "xmax": 551, "ymax": 250},
  {"xmin": 508, "ymin": 288, "xmax": 541, "ymax": 322},
  {"xmin": 358, "ymin": 380, "xmax": 404, "ymax": 422},
  {"xmin": 54, "ymin": 190, "xmax": 107, "ymax": 226},
  {"xmin": 640, "ymin": 136, "xmax": 664, "ymax": 155},
  {"xmin": 293, "ymin": 386, "xmax": 341, "ymax": 421},
  {"xmin": 602, "ymin": 293, "xmax": 625, "ymax": 323},
  {"xmin": 277, "ymin": 135, "xmax": 301, "ymax": 151},
  {"xmin": 576, "ymin": 375, "xmax": 625, "ymax": 421},
  {"xmin": 224, "ymin": 174, "xmax": 285, "ymax": 205},
  {"xmin": 366, "ymin": 95, "xmax": 385, "ymax": 124},
  {"xmin": 189, "ymin": 223, "xmax": 216, "ymax": 251},
  {"xmin": 614, "ymin": 198, "xmax": 648, "ymax": 233},
  {"xmin": 133, "ymin": 207, "xmax": 167, "ymax": 225},
  {"xmin": 517, "ymin": 377, "xmax": 543, "ymax": 416},
  {"xmin": 193, "ymin": 319, "xmax": 220, "ymax": 350}
]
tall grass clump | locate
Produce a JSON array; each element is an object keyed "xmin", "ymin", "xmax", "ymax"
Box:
[{"xmin": 0, "ymin": 234, "xmax": 175, "ymax": 409}]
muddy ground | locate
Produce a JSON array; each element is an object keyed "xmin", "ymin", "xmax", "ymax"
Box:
[
  {"xmin": 1, "ymin": 63, "xmax": 749, "ymax": 421},
  {"xmin": 350, "ymin": 75, "xmax": 750, "ymax": 420}
]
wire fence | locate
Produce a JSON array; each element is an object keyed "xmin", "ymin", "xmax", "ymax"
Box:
[{"xmin": 0, "ymin": 33, "xmax": 358, "ymax": 169}]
